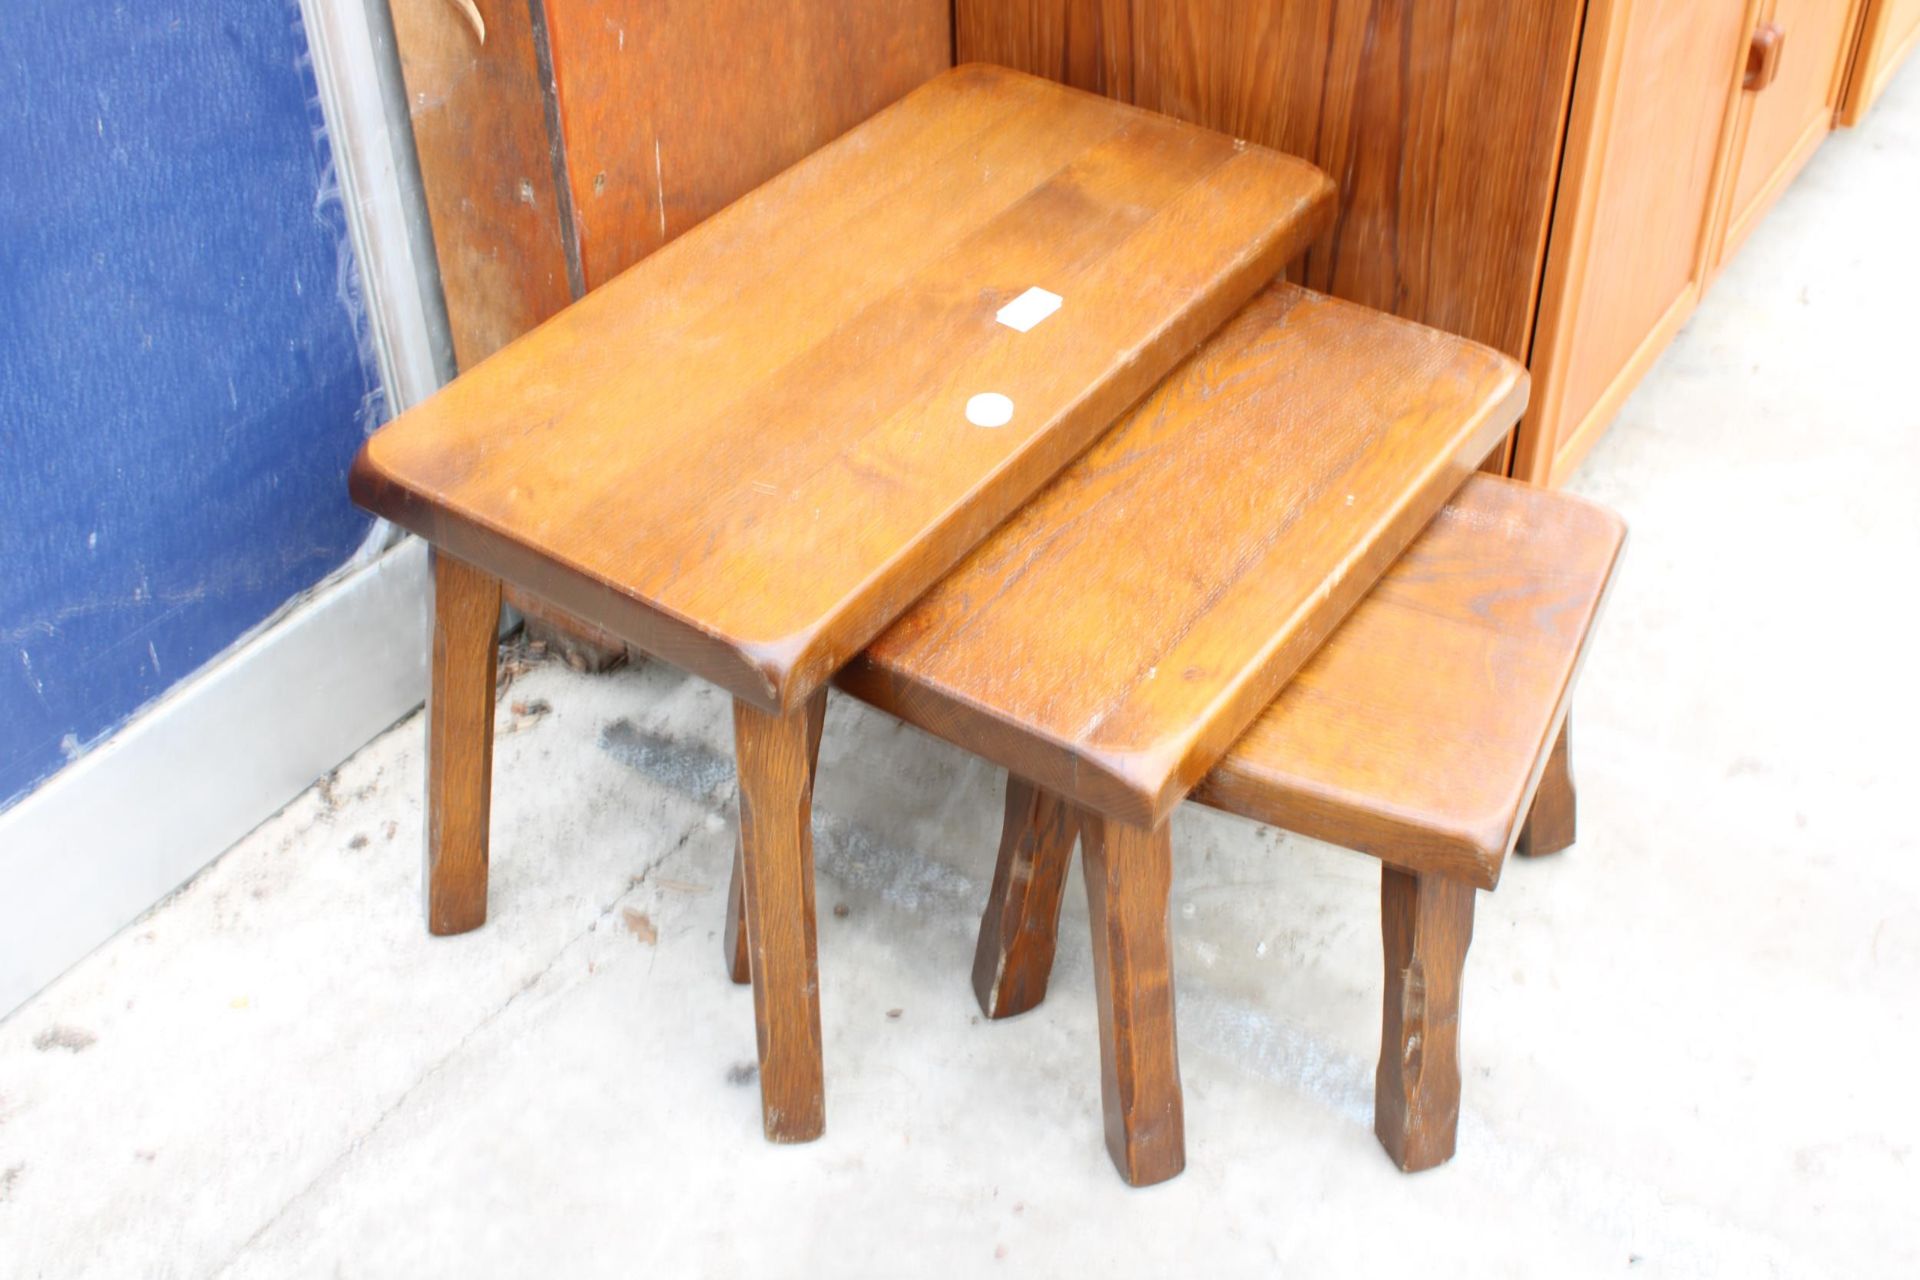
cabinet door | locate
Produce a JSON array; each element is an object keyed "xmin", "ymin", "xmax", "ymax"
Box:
[
  {"xmin": 1712, "ymin": 0, "xmax": 1867, "ymax": 267},
  {"xmin": 1841, "ymin": 0, "xmax": 1920, "ymax": 123},
  {"xmin": 1518, "ymin": 0, "xmax": 1753, "ymax": 485}
]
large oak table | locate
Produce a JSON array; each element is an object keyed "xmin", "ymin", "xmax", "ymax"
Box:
[{"xmin": 350, "ymin": 64, "xmax": 1333, "ymax": 1141}]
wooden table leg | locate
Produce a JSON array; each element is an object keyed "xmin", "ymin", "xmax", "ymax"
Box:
[
  {"xmin": 1516, "ymin": 716, "xmax": 1577, "ymax": 858},
  {"xmin": 724, "ymin": 836, "xmax": 752, "ymax": 985},
  {"xmin": 724, "ymin": 695, "xmax": 826, "ymax": 987},
  {"xmin": 733, "ymin": 689, "xmax": 829, "ymax": 1142},
  {"xmin": 972, "ymin": 777, "xmax": 1079, "ymax": 1019},
  {"xmin": 1375, "ymin": 866, "xmax": 1476, "ymax": 1172},
  {"xmin": 425, "ymin": 550, "xmax": 501, "ymax": 936},
  {"xmin": 1081, "ymin": 812, "xmax": 1185, "ymax": 1186}
]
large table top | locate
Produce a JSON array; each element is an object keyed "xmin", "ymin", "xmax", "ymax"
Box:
[
  {"xmin": 351, "ymin": 64, "xmax": 1333, "ymax": 711},
  {"xmin": 842, "ymin": 285, "xmax": 1530, "ymax": 827}
]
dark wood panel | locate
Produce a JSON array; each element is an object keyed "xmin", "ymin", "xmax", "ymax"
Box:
[
  {"xmin": 389, "ymin": 0, "xmax": 576, "ymax": 368},
  {"xmin": 543, "ymin": 0, "xmax": 951, "ymax": 288}
]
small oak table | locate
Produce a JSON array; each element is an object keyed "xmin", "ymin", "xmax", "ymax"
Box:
[{"xmin": 349, "ymin": 65, "xmax": 1333, "ymax": 1142}]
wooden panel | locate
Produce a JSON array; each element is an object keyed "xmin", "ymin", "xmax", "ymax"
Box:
[
  {"xmin": 843, "ymin": 285, "xmax": 1527, "ymax": 827},
  {"xmin": 957, "ymin": 0, "xmax": 1585, "ymax": 364},
  {"xmin": 956, "ymin": 0, "xmax": 1134, "ymax": 97},
  {"xmin": 543, "ymin": 0, "xmax": 951, "ymax": 288},
  {"xmin": 1840, "ymin": 0, "xmax": 1920, "ymax": 124},
  {"xmin": 1713, "ymin": 0, "xmax": 1867, "ymax": 268},
  {"xmin": 352, "ymin": 67, "xmax": 1335, "ymax": 712},
  {"xmin": 1192, "ymin": 476, "xmax": 1626, "ymax": 890},
  {"xmin": 389, "ymin": 0, "xmax": 575, "ymax": 368},
  {"xmin": 1517, "ymin": 0, "xmax": 1753, "ymax": 484}
]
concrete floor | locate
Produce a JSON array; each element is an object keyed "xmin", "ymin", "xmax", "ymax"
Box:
[{"xmin": 5, "ymin": 69, "xmax": 1918, "ymax": 1280}]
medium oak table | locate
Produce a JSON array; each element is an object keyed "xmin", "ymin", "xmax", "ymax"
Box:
[{"xmin": 350, "ymin": 64, "xmax": 1333, "ymax": 1142}]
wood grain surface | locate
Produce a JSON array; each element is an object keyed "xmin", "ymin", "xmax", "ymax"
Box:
[
  {"xmin": 544, "ymin": 0, "xmax": 950, "ymax": 288},
  {"xmin": 1191, "ymin": 475, "xmax": 1626, "ymax": 889},
  {"xmin": 352, "ymin": 65, "xmax": 1334, "ymax": 712},
  {"xmin": 842, "ymin": 284, "xmax": 1528, "ymax": 827}
]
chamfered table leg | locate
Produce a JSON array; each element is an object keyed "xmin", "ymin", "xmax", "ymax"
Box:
[
  {"xmin": 725, "ymin": 699, "xmax": 826, "ymax": 987},
  {"xmin": 1375, "ymin": 866, "xmax": 1476, "ymax": 1172},
  {"xmin": 1081, "ymin": 811, "xmax": 1186, "ymax": 1186},
  {"xmin": 1516, "ymin": 716, "xmax": 1577, "ymax": 858},
  {"xmin": 733, "ymin": 688, "xmax": 830, "ymax": 1142},
  {"xmin": 973, "ymin": 777, "xmax": 1080, "ymax": 1019},
  {"xmin": 425, "ymin": 550, "xmax": 501, "ymax": 936}
]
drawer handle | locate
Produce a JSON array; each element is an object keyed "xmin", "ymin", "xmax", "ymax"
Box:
[{"xmin": 1745, "ymin": 22, "xmax": 1785, "ymax": 91}]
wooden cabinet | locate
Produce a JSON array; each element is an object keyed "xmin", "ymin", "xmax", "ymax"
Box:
[
  {"xmin": 1841, "ymin": 0, "xmax": 1920, "ymax": 123},
  {"xmin": 1519, "ymin": 0, "xmax": 1753, "ymax": 484},
  {"xmin": 1711, "ymin": 0, "xmax": 1868, "ymax": 271}
]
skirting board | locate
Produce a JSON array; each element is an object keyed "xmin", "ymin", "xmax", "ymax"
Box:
[{"xmin": 0, "ymin": 538, "xmax": 431, "ymax": 1017}]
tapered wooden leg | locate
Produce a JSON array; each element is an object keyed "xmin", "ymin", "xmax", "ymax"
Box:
[
  {"xmin": 1375, "ymin": 867, "xmax": 1476, "ymax": 1172},
  {"xmin": 734, "ymin": 689, "xmax": 830, "ymax": 1142},
  {"xmin": 1516, "ymin": 717, "xmax": 1577, "ymax": 858},
  {"xmin": 425, "ymin": 551, "xmax": 501, "ymax": 936},
  {"xmin": 972, "ymin": 778, "xmax": 1080, "ymax": 1018},
  {"xmin": 724, "ymin": 699, "xmax": 825, "ymax": 987},
  {"xmin": 725, "ymin": 839, "xmax": 752, "ymax": 985},
  {"xmin": 1081, "ymin": 813, "xmax": 1185, "ymax": 1186}
]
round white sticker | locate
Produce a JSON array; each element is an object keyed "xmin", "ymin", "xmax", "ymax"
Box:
[{"xmin": 965, "ymin": 392, "xmax": 1014, "ymax": 428}]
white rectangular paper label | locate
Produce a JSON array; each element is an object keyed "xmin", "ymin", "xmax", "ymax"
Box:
[{"xmin": 996, "ymin": 286, "xmax": 1063, "ymax": 333}]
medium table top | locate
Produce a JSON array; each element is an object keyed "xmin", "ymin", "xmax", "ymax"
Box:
[
  {"xmin": 842, "ymin": 285, "xmax": 1530, "ymax": 827},
  {"xmin": 1191, "ymin": 475, "xmax": 1625, "ymax": 888},
  {"xmin": 351, "ymin": 64, "xmax": 1333, "ymax": 710}
]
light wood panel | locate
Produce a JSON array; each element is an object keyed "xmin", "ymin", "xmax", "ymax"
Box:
[
  {"xmin": 1841, "ymin": 0, "xmax": 1920, "ymax": 123},
  {"xmin": 1517, "ymin": 0, "xmax": 1755, "ymax": 485},
  {"xmin": 353, "ymin": 67, "xmax": 1334, "ymax": 713},
  {"xmin": 843, "ymin": 285, "xmax": 1527, "ymax": 827}
]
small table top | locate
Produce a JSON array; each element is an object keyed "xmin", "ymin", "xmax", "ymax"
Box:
[
  {"xmin": 1191, "ymin": 475, "xmax": 1625, "ymax": 888},
  {"xmin": 351, "ymin": 64, "xmax": 1333, "ymax": 711},
  {"xmin": 842, "ymin": 285, "xmax": 1530, "ymax": 827}
]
